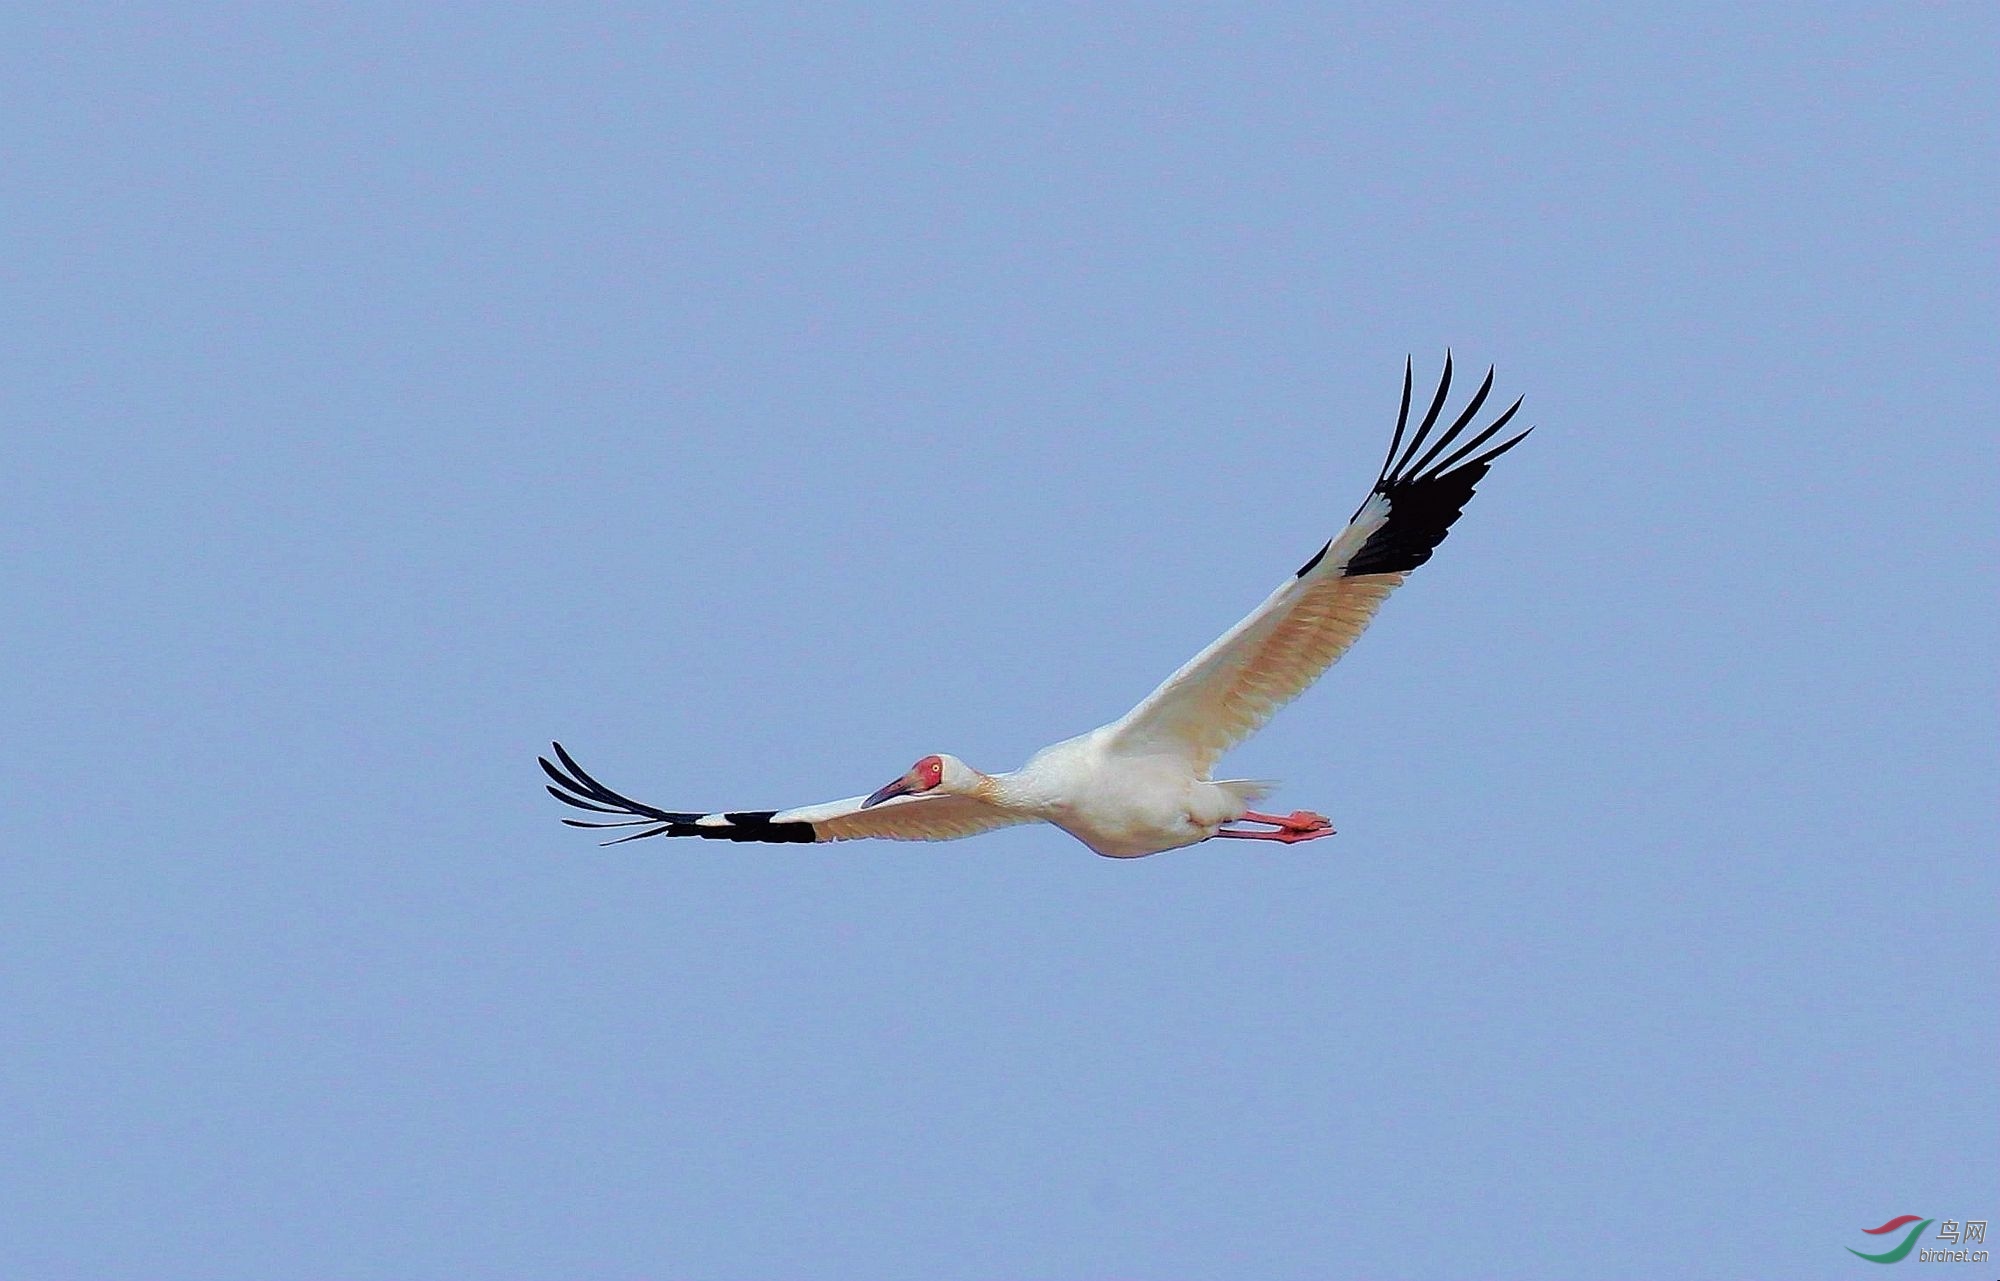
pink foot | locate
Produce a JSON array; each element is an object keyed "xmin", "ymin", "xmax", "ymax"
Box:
[
  {"xmin": 1240, "ymin": 809, "xmax": 1334, "ymax": 834},
  {"xmin": 1212, "ymin": 824, "xmax": 1337, "ymax": 845}
]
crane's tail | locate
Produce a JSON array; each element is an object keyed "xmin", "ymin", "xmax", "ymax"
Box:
[{"xmin": 1212, "ymin": 778, "xmax": 1280, "ymax": 806}]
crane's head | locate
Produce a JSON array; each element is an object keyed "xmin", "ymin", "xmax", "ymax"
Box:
[{"xmin": 862, "ymin": 753, "xmax": 966, "ymax": 808}]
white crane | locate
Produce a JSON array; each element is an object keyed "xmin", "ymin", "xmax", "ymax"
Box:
[{"xmin": 542, "ymin": 355, "xmax": 1530, "ymax": 859}]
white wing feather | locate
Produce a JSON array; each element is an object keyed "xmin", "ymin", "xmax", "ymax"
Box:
[
  {"xmin": 774, "ymin": 792, "xmax": 1031, "ymax": 843},
  {"xmin": 1103, "ymin": 494, "xmax": 1407, "ymax": 771}
]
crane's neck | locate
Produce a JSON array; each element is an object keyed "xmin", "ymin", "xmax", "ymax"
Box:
[
  {"xmin": 964, "ymin": 767, "xmax": 1056, "ymax": 819},
  {"xmin": 940, "ymin": 755, "xmax": 1061, "ymax": 819}
]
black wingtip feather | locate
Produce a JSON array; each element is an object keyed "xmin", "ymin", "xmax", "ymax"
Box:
[
  {"xmin": 1427, "ymin": 395, "xmax": 1523, "ymax": 476},
  {"xmin": 1388, "ymin": 352, "xmax": 1456, "ymax": 482},
  {"xmin": 1334, "ymin": 356, "xmax": 1531, "ymax": 578},
  {"xmin": 545, "ymin": 784, "xmax": 630, "ymax": 814},
  {"xmin": 540, "ymin": 742, "xmax": 694, "ymax": 823},
  {"xmin": 1373, "ymin": 355, "xmax": 1416, "ymax": 484},
  {"xmin": 538, "ymin": 742, "xmax": 820, "ymax": 845},
  {"xmin": 603, "ymin": 824, "xmax": 676, "ymax": 845},
  {"xmin": 1404, "ymin": 365, "xmax": 1494, "ymax": 479}
]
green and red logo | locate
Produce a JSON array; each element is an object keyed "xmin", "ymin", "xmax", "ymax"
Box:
[{"xmin": 1848, "ymin": 1215, "xmax": 1933, "ymax": 1264}]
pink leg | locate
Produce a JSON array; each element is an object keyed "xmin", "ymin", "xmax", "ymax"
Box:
[
  {"xmin": 1240, "ymin": 809, "xmax": 1333, "ymax": 833},
  {"xmin": 1213, "ymin": 824, "xmax": 1336, "ymax": 845}
]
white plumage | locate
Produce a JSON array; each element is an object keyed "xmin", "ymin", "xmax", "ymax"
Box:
[{"xmin": 542, "ymin": 355, "xmax": 1530, "ymax": 859}]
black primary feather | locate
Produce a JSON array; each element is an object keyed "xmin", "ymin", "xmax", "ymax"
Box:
[
  {"xmin": 1297, "ymin": 355, "xmax": 1531, "ymax": 579},
  {"xmin": 1296, "ymin": 355, "xmax": 1532, "ymax": 579},
  {"xmin": 537, "ymin": 742, "xmax": 819, "ymax": 845}
]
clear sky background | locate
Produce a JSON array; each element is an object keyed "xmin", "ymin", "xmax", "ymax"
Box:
[{"xmin": 3, "ymin": 6, "xmax": 1994, "ymax": 1279}]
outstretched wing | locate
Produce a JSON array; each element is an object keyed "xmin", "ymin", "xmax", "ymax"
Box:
[
  {"xmin": 539, "ymin": 742, "xmax": 1031, "ymax": 845},
  {"xmin": 1103, "ymin": 355, "xmax": 1530, "ymax": 772}
]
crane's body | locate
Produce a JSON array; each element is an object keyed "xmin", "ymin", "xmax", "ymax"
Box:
[
  {"xmin": 542, "ymin": 355, "xmax": 1531, "ymax": 859},
  {"xmin": 957, "ymin": 728, "xmax": 1282, "ymax": 859}
]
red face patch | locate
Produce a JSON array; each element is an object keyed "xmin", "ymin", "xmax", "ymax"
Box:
[{"xmin": 916, "ymin": 755, "xmax": 944, "ymax": 787}]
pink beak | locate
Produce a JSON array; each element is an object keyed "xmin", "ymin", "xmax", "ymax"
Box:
[{"xmin": 862, "ymin": 771, "xmax": 917, "ymax": 809}]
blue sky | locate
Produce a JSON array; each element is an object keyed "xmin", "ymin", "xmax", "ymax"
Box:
[{"xmin": 3, "ymin": 6, "xmax": 1993, "ymax": 1278}]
